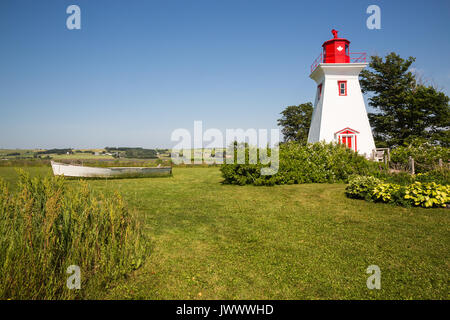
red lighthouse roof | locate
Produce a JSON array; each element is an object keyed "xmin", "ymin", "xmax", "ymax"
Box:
[
  {"xmin": 322, "ymin": 29, "xmax": 350, "ymax": 64},
  {"xmin": 322, "ymin": 29, "xmax": 350, "ymax": 46},
  {"xmin": 310, "ymin": 29, "xmax": 366, "ymax": 73}
]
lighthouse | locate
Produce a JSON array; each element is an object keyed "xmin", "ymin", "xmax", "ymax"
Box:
[{"xmin": 307, "ymin": 29, "xmax": 376, "ymax": 158}]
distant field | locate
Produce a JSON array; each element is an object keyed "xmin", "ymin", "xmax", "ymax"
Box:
[
  {"xmin": 0, "ymin": 148, "xmax": 224, "ymax": 161},
  {"xmin": 51, "ymin": 153, "xmax": 115, "ymax": 160},
  {"xmin": 0, "ymin": 149, "xmax": 37, "ymax": 159},
  {"xmin": 0, "ymin": 149, "xmax": 112, "ymax": 160},
  {"xmin": 0, "ymin": 148, "xmax": 231, "ymax": 166},
  {"xmin": 0, "ymin": 166, "xmax": 448, "ymax": 299}
]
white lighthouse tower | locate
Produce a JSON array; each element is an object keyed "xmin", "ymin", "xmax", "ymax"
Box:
[{"xmin": 307, "ymin": 29, "xmax": 376, "ymax": 158}]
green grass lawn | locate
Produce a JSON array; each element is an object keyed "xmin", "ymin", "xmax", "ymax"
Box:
[{"xmin": 0, "ymin": 166, "xmax": 448, "ymax": 299}]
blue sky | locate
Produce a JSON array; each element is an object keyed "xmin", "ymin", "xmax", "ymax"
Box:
[{"xmin": 1, "ymin": 0, "xmax": 449, "ymax": 149}]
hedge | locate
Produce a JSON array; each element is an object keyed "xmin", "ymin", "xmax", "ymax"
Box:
[{"xmin": 221, "ymin": 142, "xmax": 385, "ymax": 186}]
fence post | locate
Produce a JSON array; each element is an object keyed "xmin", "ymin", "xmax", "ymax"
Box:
[{"xmin": 409, "ymin": 156, "xmax": 415, "ymax": 175}]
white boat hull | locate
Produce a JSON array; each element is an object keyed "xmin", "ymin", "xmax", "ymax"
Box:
[{"xmin": 51, "ymin": 161, "xmax": 172, "ymax": 178}]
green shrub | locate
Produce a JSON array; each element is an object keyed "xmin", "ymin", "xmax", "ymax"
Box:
[
  {"xmin": 372, "ymin": 183, "xmax": 401, "ymax": 203},
  {"xmin": 345, "ymin": 175, "xmax": 382, "ymax": 200},
  {"xmin": 415, "ymin": 169, "xmax": 450, "ymax": 185},
  {"xmin": 404, "ymin": 182, "xmax": 449, "ymax": 208},
  {"xmin": 379, "ymin": 171, "xmax": 415, "ymax": 185},
  {"xmin": 372, "ymin": 168, "xmax": 450, "ymax": 186},
  {"xmin": 390, "ymin": 141, "xmax": 449, "ymax": 173},
  {"xmin": 221, "ymin": 142, "xmax": 384, "ymax": 186},
  {"xmin": 345, "ymin": 176, "xmax": 449, "ymax": 208},
  {"xmin": 389, "ymin": 185, "xmax": 411, "ymax": 207},
  {"xmin": 0, "ymin": 171, "xmax": 149, "ymax": 299}
]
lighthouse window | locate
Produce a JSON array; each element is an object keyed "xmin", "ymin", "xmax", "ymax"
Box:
[
  {"xmin": 338, "ymin": 81, "xmax": 347, "ymax": 96},
  {"xmin": 317, "ymin": 83, "xmax": 323, "ymax": 100}
]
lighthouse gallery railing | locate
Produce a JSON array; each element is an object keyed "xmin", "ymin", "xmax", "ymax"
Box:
[{"xmin": 310, "ymin": 52, "xmax": 367, "ymax": 73}]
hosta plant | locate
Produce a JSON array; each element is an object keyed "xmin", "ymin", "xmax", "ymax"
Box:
[
  {"xmin": 372, "ymin": 183, "xmax": 401, "ymax": 203},
  {"xmin": 345, "ymin": 175, "xmax": 381, "ymax": 200},
  {"xmin": 404, "ymin": 182, "xmax": 449, "ymax": 208}
]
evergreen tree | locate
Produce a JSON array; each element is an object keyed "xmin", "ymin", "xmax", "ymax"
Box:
[{"xmin": 360, "ymin": 52, "xmax": 449, "ymax": 147}]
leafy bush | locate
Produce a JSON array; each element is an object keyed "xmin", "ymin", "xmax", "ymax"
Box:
[
  {"xmin": 379, "ymin": 171, "xmax": 415, "ymax": 185},
  {"xmin": 371, "ymin": 168, "xmax": 450, "ymax": 186},
  {"xmin": 390, "ymin": 141, "xmax": 449, "ymax": 173},
  {"xmin": 0, "ymin": 171, "xmax": 149, "ymax": 299},
  {"xmin": 372, "ymin": 183, "xmax": 401, "ymax": 203},
  {"xmin": 345, "ymin": 175, "xmax": 449, "ymax": 208},
  {"xmin": 404, "ymin": 182, "xmax": 449, "ymax": 208},
  {"xmin": 415, "ymin": 169, "xmax": 450, "ymax": 185},
  {"xmin": 221, "ymin": 142, "xmax": 384, "ymax": 186},
  {"xmin": 345, "ymin": 175, "xmax": 381, "ymax": 200}
]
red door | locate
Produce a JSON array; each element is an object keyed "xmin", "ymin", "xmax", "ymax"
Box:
[
  {"xmin": 336, "ymin": 128, "xmax": 359, "ymax": 152},
  {"xmin": 340, "ymin": 135, "xmax": 353, "ymax": 149}
]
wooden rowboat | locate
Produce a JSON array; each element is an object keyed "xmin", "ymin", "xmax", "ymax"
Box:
[{"xmin": 51, "ymin": 161, "xmax": 172, "ymax": 178}]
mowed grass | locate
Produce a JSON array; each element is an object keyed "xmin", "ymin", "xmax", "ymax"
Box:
[{"xmin": 0, "ymin": 167, "xmax": 448, "ymax": 299}]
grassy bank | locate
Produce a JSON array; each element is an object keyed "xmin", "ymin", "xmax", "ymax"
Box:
[{"xmin": 0, "ymin": 167, "xmax": 448, "ymax": 299}]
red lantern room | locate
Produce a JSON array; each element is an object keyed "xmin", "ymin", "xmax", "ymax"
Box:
[
  {"xmin": 310, "ymin": 29, "xmax": 367, "ymax": 73},
  {"xmin": 322, "ymin": 29, "xmax": 350, "ymax": 63}
]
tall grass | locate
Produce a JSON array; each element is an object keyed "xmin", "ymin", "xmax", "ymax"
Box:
[{"xmin": 0, "ymin": 170, "xmax": 149, "ymax": 299}]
